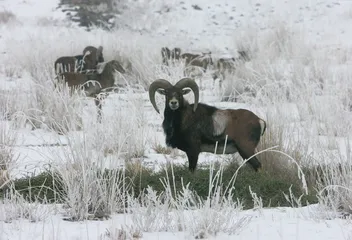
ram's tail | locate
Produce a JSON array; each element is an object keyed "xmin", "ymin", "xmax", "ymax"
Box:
[{"xmin": 259, "ymin": 118, "xmax": 266, "ymax": 136}]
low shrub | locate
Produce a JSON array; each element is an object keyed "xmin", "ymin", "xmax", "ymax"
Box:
[{"xmin": 1, "ymin": 162, "xmax": 318, "ymax": 209}]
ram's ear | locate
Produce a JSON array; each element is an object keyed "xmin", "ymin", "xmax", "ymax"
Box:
[
  {"xmin": 182, "ymin": 89, "xmax": 191, "ymax": 95},
  {"xmin": 156, "ymin": 89, "xmax": 166, "ymax": 95}
]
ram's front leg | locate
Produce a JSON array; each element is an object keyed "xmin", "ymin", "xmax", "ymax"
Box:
[
  {"xmin": 186, "ymin": 148, "xmax": 200, "ymax": 172},
  {"xmin": 185, "ymin": 136, "xmax": 201, "ymax": 172}
]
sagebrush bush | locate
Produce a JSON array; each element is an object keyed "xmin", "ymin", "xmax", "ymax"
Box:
[{"xmin": 2, "ymin": 171, "xmax": 62, "ymax": 202}]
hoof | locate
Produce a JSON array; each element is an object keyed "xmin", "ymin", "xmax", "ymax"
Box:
[{"xmin": 255, "ymin": 166, "xmax": 263, "ymax": 173}]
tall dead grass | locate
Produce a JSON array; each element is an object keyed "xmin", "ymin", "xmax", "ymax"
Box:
[
  {"xmin": 0, "ymin": 121, "xmax": 18, "ymax": 190},
  {"xmin": 312, "ymin": 139, "xmax": 352, "ymax": 218}
]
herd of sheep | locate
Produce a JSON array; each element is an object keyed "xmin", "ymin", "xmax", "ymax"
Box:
[
  {"xmin": 53, "ymin": 45, "xmax": 266, "ymax": 172},
  {"xmin": 161, "ymin": 46, "xmax": 250, "ymax": 88},
  {"xmin": 54, "ymin": 45, "xmax": 125, "ymax": 121}
]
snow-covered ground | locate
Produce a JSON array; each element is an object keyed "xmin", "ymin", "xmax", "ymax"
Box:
[
  {"xmin": 1, "ymin": 0, "xmax": 352, "ymax": 239},
  {"xmin": 1, "ymin": 205, "xmax": 352, "ymax": 240}
]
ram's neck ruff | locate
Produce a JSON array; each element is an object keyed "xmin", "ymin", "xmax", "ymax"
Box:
[{"xmin": 162, "ymin": 103, "xmax": 188, "ymax": 149}]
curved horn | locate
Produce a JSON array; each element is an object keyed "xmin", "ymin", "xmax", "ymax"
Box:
[
  {"xmin": 148, "ymin": 79, "xmax": 173, "ymax": 113},
  {"xmin": 174, "ymin": 78, "xmax": 199, "ymax": 112}
]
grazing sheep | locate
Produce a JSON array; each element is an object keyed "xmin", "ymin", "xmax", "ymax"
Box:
[
  {"xmin": 211, "ymin": 57, "xmax": 237, "ymax": 88},
  {"xmin": 54, "ymin": 45, "xmax": 104, "ymax": 75},
  {"xmin": 58, "ymin": 60, "xmax": 126, "ymax": 122},
  {"xmin": 181, "ymin": 52, "xmax": 213, "ymax": 77},
  {"xmin": 161, "ymin": 47, "xmax": 182, "ymax": 66},
  {"xmin": 148, "ymin": 78, "xmax": 266, "ymax": 172},
  {"xmin": 212, "ymin": 51, "xmax": 251, "ymax": 88}
]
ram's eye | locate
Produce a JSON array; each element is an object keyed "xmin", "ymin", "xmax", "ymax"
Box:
[
  {"xmin": 182, "ymin": 89, "xmax": 191, "ymax": 95},
  {"xmin": 156, "ymin": 89, "xmax": 166, "ymax": 95}
]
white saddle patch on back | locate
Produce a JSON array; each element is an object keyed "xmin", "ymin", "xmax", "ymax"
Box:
[{"xmin": 212, "ymin": 110, "xmax": 228, "ymax": 136}]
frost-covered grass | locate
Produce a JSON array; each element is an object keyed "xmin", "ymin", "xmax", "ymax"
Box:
[{"xmin": 1, "ymin": 0, "xmax": 352, "ymax": 239}]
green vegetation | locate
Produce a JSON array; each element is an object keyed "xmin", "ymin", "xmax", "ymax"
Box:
[{"xmin": 0, "ymin": 162, "xmax": 318, "ymax": 209}]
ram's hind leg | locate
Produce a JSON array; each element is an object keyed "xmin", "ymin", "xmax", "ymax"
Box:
[
  {"xmin": 235, "ymin": 141, "xmax": 262, "ymax": 171},
  {"xmin": 227, "ymin": 131, "xmax": 262, "ymax": 171},
  {"xmin": 226, "ymin": 114, "xmax": 264, "ymax": 171}
]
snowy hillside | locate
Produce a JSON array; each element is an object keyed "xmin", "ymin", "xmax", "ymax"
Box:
[{"xmin": 1, "ymin": 0, "xmax": 352, "ymax": 239}]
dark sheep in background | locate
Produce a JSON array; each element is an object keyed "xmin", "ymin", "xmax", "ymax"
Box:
[
  {"xmin": 161, "ymin": 47, "xmax": 182, "ymax": 66},
  {"xmin": 211, "ymin": 57, "xmax": 237, "ymax": 88},
  {"xmin": 181, "ymin": 52, "xmax": 213, "ymax": 76},
  {"xmin": 212, "ymin": 50, "xmax": 252, "ymax": 88},
  {"xmin": 54, "ymin": 45, "xmax": 104, "ymax": 75},
  {"xmin": 149, "ymin": 78, "xmax": 266, "ymax": 172},
  {"xmin": 57, "ymin": 60, "xmax": 126, "ymax": 122}
]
